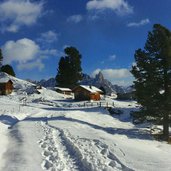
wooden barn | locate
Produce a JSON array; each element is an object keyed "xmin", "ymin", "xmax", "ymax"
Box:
[
  {"xmin": 72, "ymin": 85, "xmax": 103, "ymax": 101},
  {"xmin": 0, "ymin": 79, "xmax": 13, "ymax": 95},
  {"xmin": 55, "ymin": 87, "xmax": 72, "ymax": 95}
]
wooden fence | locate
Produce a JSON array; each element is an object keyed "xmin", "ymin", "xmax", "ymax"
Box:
[{"xmin": 82, "ymin": 101, "xmax": 115, "ymax": 108}]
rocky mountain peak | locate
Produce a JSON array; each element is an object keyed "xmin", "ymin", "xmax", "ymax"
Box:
[{"xmin": 95, "ymin": 71, "xmax": 104, "ymax": 82}]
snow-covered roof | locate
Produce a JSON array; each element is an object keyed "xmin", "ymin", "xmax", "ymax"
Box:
[
  {"xmin": 80, "ymin": 85, "xmax": 102, "ymax": 93},
  {"xmin": 55, "ymin": 87, "xmax": 72, "ymax": 91},
  {"xmin": 0, "ymin": 77, "xmax": 11, "ymax": 83}
]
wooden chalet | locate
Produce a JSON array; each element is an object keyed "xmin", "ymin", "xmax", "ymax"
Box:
[
  {"xmin": 55, "ymin": 87, "xmax": 72, "ymax": 95},
  {"xmin": 72, "ymin": 85, "xmax": 103, "ymax": 101},
  {"xmin": 0, "ymin": 78, "xmax": 13, "ymax": 95}
]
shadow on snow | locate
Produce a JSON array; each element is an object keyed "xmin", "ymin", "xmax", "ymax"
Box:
[
  {"xmin": 24, "ymin": 115, "xmax": 152, "ymax": 141},
  {"xmin": 0, "ymin": 115, "xmax": 19, "ymax": 127}
]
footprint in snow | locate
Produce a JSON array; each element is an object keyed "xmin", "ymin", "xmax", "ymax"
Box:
[
  {"xmin": 101, "ymin": 148, "xmax": 108, "ymax": 155},
  {"xmin": 43, "ymin": 150, "xmax": 51, "ymax": 157},
  {"xmin": 42, "ymin": 160, "xmax": 53, "ymax": 170}
]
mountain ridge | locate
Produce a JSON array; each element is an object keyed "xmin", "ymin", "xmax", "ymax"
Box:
[{"xmin": 30, "ymin": 72, "xmax": 133, "ymax": 95}]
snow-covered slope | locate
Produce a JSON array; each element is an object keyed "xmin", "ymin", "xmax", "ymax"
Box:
[
  {"xmin": 0, "ymin": 73, "xmax": 171, "ymax": 171},
  {"xmin": 0, "ymin": 72, "xmax": 67, "ymax": 98},
  {"xmin": 0, "ymin": 72, "xmax": 36, "ymax": 94}
]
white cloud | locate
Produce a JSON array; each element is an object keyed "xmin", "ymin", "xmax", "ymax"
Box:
[
  {"xmin": 2, "ymin": 38, "xmax": 40, "ymax": 64},
  {"xmin": 97, "ymin": 68, "xmax": 131, "ymax": 79},
  {"xmin": 67, "ymin": 15, "xmax": 83, "ymax": 23},
  {"xmin": 92, "ymin": 68, "xmax": 101, "ymax": 77},
  {"xmin": 86, "ymin": 0, "xmax": 133, "ymax": 15},
  {"xmin": 88, "ymin": 13, "xmax": 99, "ymax": 21},
  {"xmin": 39, "ymin": 31, "xmax": 59, "ymax": 43},
  {"xmin": 17, "ymin": 59, "xmax": 44, "ymax": 71},
  {"xmin": 127, "ymin": 18, "xmax": 150, "ymax": 27},
  {"xmin": 92, "ymin": 68, "xmax": 133, "ymax": 86},
  {"xmin": 6, "ymin": 24, "xmax": 19, "ymax": 33},
  {"xmin": 2, "ymin": 38, "xmax": 57, "ymax": 71},
  {"xmin": 109, "ymin": 54, "xmax": 116, "ymax": 61},
  {"xmin": 40, "ymin": 49, "xmax": 58, "ymax": 57},
  {"xmin": 0, "ymin": 0, "xmax": 44, "ymax": 32}
]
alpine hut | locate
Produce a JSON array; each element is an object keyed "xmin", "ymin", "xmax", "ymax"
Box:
[
  {"xmin": 72, "ymin": 85, "xmax": 103, "ymax": 101},
  {"xmin": 0, "ymin": 78, "xmax": 13, "ymax": 95}
]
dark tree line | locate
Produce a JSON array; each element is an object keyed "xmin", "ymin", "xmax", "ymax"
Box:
[
  {"xmin": 1, "ymin": 64, "xmax": 16, "ymax": 77},
  {"xmin": 131, "ymin": 24, "xmax": 171, "ymax": 141},
  {"xmin": 56, "ymin": 47, "xmax": 82, "ymax": 88}
]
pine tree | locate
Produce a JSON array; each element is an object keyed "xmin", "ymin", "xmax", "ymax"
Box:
[
  {"xmin": 131, "ymin": 24, "xmax": 171, "ymax": 141},
  {"xmin": 99, "ymin": 86, "xmax": 106, "ymax": 95},
  {"xmin": 1, "ymin": 65, "xmax": 16, "ymax": 77},
  {"xmin": 56, "ymin": 57, "xmax": 69, "ymax": 87},
  {"xmin": 0, "ymin": 49, "xmax": 3, "ymax": 68},
  {"xmin": 56, "ymin": 47, "xmax": 82, "ymax": 88}
]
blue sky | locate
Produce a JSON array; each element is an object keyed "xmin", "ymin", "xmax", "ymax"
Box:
[{"xmin": 0, "ymin": 0, "xmax": 171, "ymax": 86}]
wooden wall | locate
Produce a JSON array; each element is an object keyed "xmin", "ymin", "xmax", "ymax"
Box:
[
  {"xmin": 73, "ymin": 86, "xmax": 101, "ymax": 101},
  {"xmin": 0, "ymin": 81, "xmax": 13, "ymax": 95}
]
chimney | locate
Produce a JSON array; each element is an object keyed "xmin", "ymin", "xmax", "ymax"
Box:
[{"xmin": 89, "ymin": 85, "xmax": 92, "ymax": 89}]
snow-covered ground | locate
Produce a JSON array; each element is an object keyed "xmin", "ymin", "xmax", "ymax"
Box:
[{"xmin": 0, "ymin": 73, "xmax": 171, "ymax": 171}]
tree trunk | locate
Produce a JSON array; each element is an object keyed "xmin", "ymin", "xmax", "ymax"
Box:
[{"xmin": 163, "ymin": 112, "xmax": 169, "ymax": 141}]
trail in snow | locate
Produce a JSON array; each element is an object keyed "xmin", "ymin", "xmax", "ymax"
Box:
[
  {"xmin": 38, "ymin": 121, "xmax": 134, "ymax": 171},
  {"xmin": 2, "ymin": 125, "xmax": 26, "ymax": 171},
  {"xmin": 2, "ymin": 121, "xmax": 44, "ymax": 171},
  {"xmin": 39, "ymin": 121, "xmax": 86, "ymax": 171}
]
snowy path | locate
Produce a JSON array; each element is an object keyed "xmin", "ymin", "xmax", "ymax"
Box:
[
  {"xmin": 38, "ymin": 121, "xmax": 133, "ymax": 171},
  {"xmin": 2, "ymin": 121, "xmax": 44, "ymax": 171},
  {"xmin": 1, "ymin": 98, "xmax": 171, "ymax": 171},
  {"xmin": 39, "ymin": 122, "xmax": 81, "ymax": 171},
  {"xmin": 1, "ymin": 115, "xmax": 133, "ymax": 171},
  {"xmin": 3, "ymin": 125, "xmax": 26, "ymax": 171}
]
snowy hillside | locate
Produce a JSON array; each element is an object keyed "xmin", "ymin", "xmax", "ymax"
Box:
[
  {"xmin": 0, "ymin": 72, "xmax": 36, "ymax": 94},
  {"xmin": 0, "ymin": 73, "xmax": 171, "ymax": 171}
]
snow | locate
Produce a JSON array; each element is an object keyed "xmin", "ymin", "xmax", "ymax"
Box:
[
  {"xmin": 0, "ymin": 78, "xmax": 11, "ymax": 83},
  {"xmin": 79, "ymin": 85, "xmax": 103, "ymax": 93},
  {"xmin": 55, "ymin": 87, "xmax": 72, "ymax": 92},
  {"xmin": 0, "ymin": 73, "xmax": 171, "ymax": 171}
]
